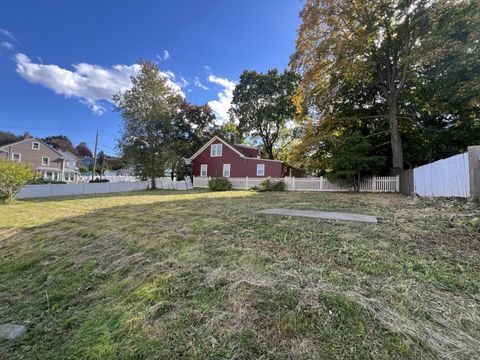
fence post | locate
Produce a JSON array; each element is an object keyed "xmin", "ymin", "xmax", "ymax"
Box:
[
  {"xmin": 372, "ymin": 176, "xmax": 377, "ymax": 192},
  {"xmin": 395, "ymin": 175, "xmax": 400, "ymax": 192},
  {"xmin": 292, "ymin": 176, "xmax": 295, "ymax": 191},
  {"xmin": 468, "ymin": 146, "xmax": 480, "ymax": 198},
  {"xmin": 320, "ymin": 176, "xmax": 324, "ymax": 191},
  {"xmin": 245, "ymin": 176, "xmax": 249, "ymax": 189}
]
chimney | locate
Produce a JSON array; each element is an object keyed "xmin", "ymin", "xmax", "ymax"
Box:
[{"xmin": 23, "ymin": 132, "xmax": 31, "ymax": 140}]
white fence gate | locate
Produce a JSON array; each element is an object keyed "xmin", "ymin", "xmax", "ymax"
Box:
[
  {"xmin": 414, "ymin": 153, "xmax": 470, "ymax": 197},
  {"xmin": 17, "ymin": 177, "xmax": 193, "ymax": 199},
  {"xmin": 193, "ymin": 176, "xmax": 399, "ymax": 192}
]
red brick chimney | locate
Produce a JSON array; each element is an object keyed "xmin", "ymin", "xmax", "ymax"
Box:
[{"xmin": 23, "ymin": 132, "xmax": 31, "ymax": 140}]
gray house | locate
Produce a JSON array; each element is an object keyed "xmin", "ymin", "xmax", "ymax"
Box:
[{"xmin": 0, "ymin": 135, "xmax": 80, "ymax": 182}]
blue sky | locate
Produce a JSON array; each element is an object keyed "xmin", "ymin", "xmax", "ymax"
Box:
[{"xmin": 0, "ymin": 1, "xmax": 302, "ymax": 154}]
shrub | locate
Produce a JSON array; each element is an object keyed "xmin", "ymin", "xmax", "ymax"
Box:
[
  {"xmin": 0, "ymin": 160, "xmax": 36, "ymax": 203},
  {"xmin": 28, "ymin": 178, "xmax": 66, "ymax": 185},
  {"xmin": 89, "ymin": 178, "xmax": 110, "ymax": 183},
  {"xmin": 208, "ymin": 177, "xmax": 232, "ymax": 191},
  {"xmin": 253, "ymin": 177, "xmax": 287, "ymax": 192}
]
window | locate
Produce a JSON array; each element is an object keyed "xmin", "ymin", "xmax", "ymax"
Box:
[
  {"xmin": 200, "ymin": 164, "xmax": 208, "ymax": 177},
  {"xmin": 46, "ymin": 171, "xmax": 53, "ymax": 180},
  {"xmin": 223, "ymin": 164, "xmax": 231, "ymax": 177},
  {"xmin": 11, "ymin": 153, "xmax": 21, "ymax": 162},
  {"xmin": 210, "ymin": 143, "xmax": 222, "ymax": 157},
  {"xmin": 256, "ymin": 163, "xmax": 265, "ymax": 176},
  {"xmin": 32, "ymin": 142, "xmax": 40, "ymax": 150},
  {"xmin": 42, "ymin": 156, "xmax": 50, "ymax": 166}
]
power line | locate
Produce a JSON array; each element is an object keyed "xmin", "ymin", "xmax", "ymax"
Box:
[{"xmin": 0, "ymin": 125, "xmax": 99, "ymax": 132}]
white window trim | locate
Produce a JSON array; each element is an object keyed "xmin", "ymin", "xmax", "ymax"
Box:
[
  {"xmin": 210, "ymin": 143, "xmax": 223, "ymax": 157},
  {"xmin": 12, "ymin": 153, "xmax": 21, "ymax": 162},
  {"xmin": 32, "ymin": 142, "xmax": 40, "ymax": 150},
  {"xmin": 223, "ymin": 164, "xmax": 231, "ymax": 177},
  {"xmin": 42, "ymin": 156, "xmax": 50, "ymax": 166},
  {"xmin": 200, "ymin": 164, "xmax": 208, "ymax": 177},
  {"xmin": 256, "ymin": 163, "xmax": 265, "ymax": 176}
]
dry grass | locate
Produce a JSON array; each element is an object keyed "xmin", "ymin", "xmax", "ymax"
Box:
[{"xmin": 0, "ymin": 189, "xmax": 479, "ymax": 359}]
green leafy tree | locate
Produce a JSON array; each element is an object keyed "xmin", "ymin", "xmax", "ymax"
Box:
[
  {"xmin": 291, "ymin": 0, "xmax": 430, "ymax": 172},
  {"xmin": 0, "ymin": 131, "xmax": 21, "ymax": 147},
  {"xmin": 114, "ymin": 61, "xmax": 181, "ymax": 188},
  {"xmin": 230, "ymin": 69, "xmax": 300, "ymax": 159},
  {"xmin": 327, "ymin": 132, "xmax": 385, "ymax": 192},
  {"xmin": 163, "ymin": 100, "xmax": 217, "ymax": 180},
  {"xmin": 95, "ymin": 151, "xmax": 107, "ymax": 176},
  {"xmin": 0, "ymin": 160, "xmax": 35, "ymax": 203}
]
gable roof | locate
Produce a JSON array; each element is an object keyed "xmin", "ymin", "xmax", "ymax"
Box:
[
  {"xmin": 190, "ymin": 136, "xmax": 245, "ymax": 160},
  {"xmin": 0, "ymin": 137, "xmax": 66, "ymax": 159},
  {"xmin": 190, "ymin": 136, "xmax": 283, "ymax": 163}
]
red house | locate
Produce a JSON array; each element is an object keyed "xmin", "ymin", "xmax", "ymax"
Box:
[{"xmin": 190, "ymin": 136, "xmax": 301, "ymax": 178}]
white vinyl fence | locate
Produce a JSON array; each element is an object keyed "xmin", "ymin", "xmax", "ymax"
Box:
[
  {"xmin": 193, "ymin": 176, "xmax": 399, "ymax": 192},
  {"xmin": 17, "ymin": 178, "xmax": 193, "ymax": 199},
  {"xmin": 414, "ymin": 153, "xmax": 470, "ymax": 197}
]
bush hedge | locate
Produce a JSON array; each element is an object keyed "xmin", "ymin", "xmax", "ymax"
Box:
[
  {"xmin": 208, "ymin": 177, "xmax": 232, "ymax": 191},
  {"xmin": 89, "ymin": 178, "xmax": 110, "ymax": 183},
  {"xmin": 28, "ymin": 178, "xmax": 66, "ymax": 185},
  {"xmin": 252, "ymin": 177, "xmax": 287, "ymax": 192}
]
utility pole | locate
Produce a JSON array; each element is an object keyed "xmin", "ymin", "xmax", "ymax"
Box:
[{"xmin": 92, "ymin": 130, "xmax": 99, "ymax": 181}]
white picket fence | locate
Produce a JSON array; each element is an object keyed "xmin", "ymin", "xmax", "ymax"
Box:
[
  {"xmin": 414, "ymin": 152, "xmax": 470, "ymax": 197},
  {"xmin": 193, "ymin": 176, "xmax": 399, "ymax": 192},
  {"xmin": 17, "ymin": 178, "xmax": 193, "ymax": 199}
]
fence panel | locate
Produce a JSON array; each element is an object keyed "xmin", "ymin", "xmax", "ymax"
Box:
[
  {"xmin": 17, "ymin": 181, "xmax": 150, "ymax": 199},
  {"xmin": 414, "ymin": 153, "xmax": 470, "ymax": 197},
  {"xmin": 192, "ymin": 176, "xmax": 398, "ymax": 192}
]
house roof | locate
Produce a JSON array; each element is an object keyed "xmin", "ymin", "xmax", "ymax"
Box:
[
  {"xmin": 0, "ymin": 137, "xmax": 67, "ymax": 159},
  {"xmin": 190, "ymin": 136, "xmax": 283, "ymax": 163},
  {"xmin": 232, "ymin": 144, "xmax": 259, "ymax": 158}
]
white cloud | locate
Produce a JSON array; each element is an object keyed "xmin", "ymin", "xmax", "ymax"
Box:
[
  {"xmin": 194, "ymin": 76, "xmax": 208, "ymax": 90},
  {"xmin": 179, "ymin": 76, "xmax": 189, "ymax": 88},
  {"xmin": 14, "ymin": 53, "xmax": 184, "ymax": 115},
  {"xmin": 0, "ymin": 28, "xmax": 19, "ymax": 43},
  {"xmin": 207, "ymin": 74, "xmax": 236, "ymax": 124},
  {"xmin": 1, "ymin": 41, "xmax": 14, "ymax": 51},
  {"xmin": 156, "ymin": 50, "xmax": 170, "ymax": 61}
]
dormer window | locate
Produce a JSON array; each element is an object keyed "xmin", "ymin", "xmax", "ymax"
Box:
[
  {"xmin": 210, "ymin": 143, "xmax": 222, "ymax": 157},
  {"xmin": 42, "ymin": 156, "xmax": 50, "ymax": 166},
  {"xmin": 32, "ymin": 142, "xmax": 40, "ymax": 150}
]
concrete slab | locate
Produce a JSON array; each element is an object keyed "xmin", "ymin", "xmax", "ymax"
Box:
[
  {"xmin": 256, "ymin": 208, "xmax": 378, "ymax": 224},
  {"xmin": 0, "ymin": 324, "xmax": 27, "ymax": 340}
]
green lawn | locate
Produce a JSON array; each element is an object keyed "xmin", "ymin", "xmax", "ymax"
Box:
[{"xmin": 1, "ymin": 190, "xmax": 479, "ymax": 359}]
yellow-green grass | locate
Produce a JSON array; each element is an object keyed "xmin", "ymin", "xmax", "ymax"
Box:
[{"xmin": 1, "ymin": 190, "xmax": 479, "ymax": 359}]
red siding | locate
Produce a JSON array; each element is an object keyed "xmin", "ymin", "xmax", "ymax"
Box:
[{"xmin": 192, "ymin": 139, "xmax": 284, "ymax": 178}]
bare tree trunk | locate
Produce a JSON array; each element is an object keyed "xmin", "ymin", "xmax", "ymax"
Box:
[
  {"xmin": 150, "ymin": 153, "xmax": 156, "ymax": 189},
  {"xmin": 388, "ymin": 98, "xmax": 403, "ymax": 174}
]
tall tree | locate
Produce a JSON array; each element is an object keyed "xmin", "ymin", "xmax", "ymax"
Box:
[
  {"xmin": 291, "ymin": 0, "xmax": 428, "ymax": 172},
  {"xmin": 229, "ymin": 69, "xmax": 300, "ymax": 160},
  {"xmin": 76, "ymin": 142, "xmax": 93, "ymax": 158},
  {"xmin": 0, "ymin": 131, "xmax": 21, "ymax": 147},
  {"xmin": 114, "ymin": 61, "xmax": 181, "ymax": 188},
  {"xmin": 44, "ymin": 135, "xmax": 78, "ymax": 154},
  {"xmin": 163, "ymin": 100, "xmax": 217, "ymax": 179}
]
